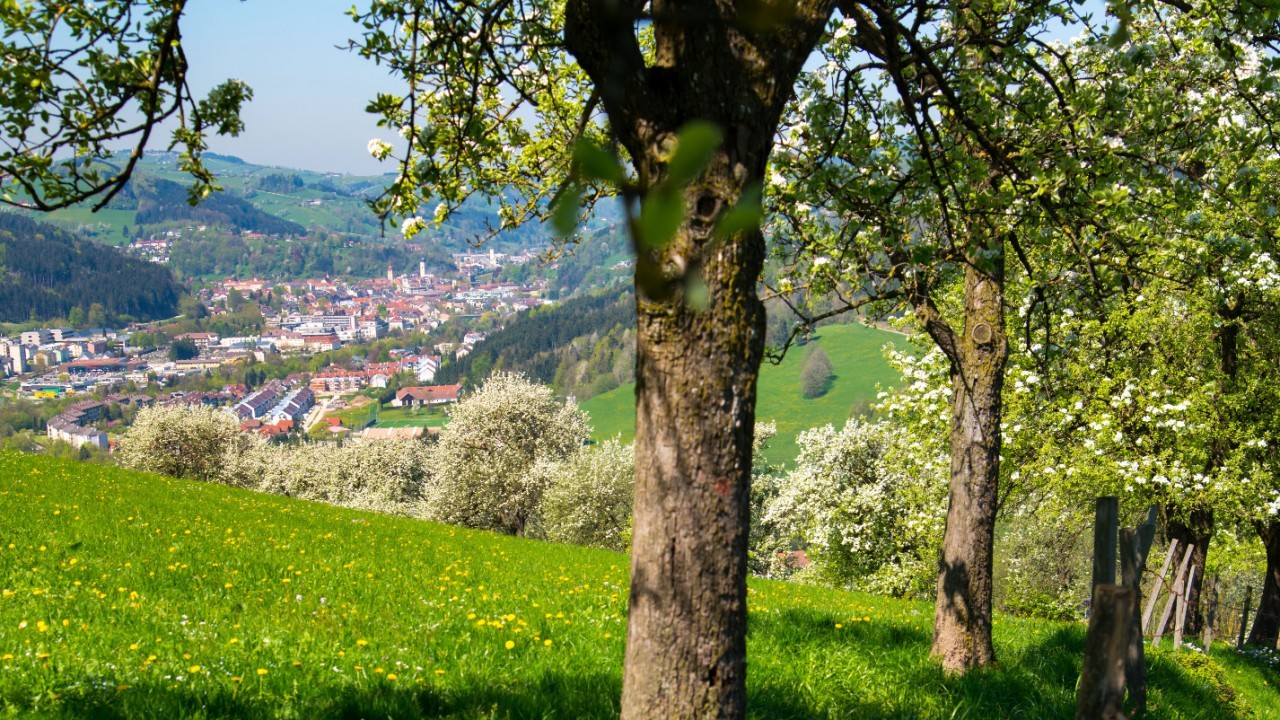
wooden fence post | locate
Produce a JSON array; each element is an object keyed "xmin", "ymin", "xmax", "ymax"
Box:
[
  {"xmin": 1076, "ymin": 585, "xmax": 1136, "ymax": 720},
  {"xmin": 1238, "ymin": 586, "xmax": 1253, "ymax": 649},
  {"xmin": 1202, "ymin": 575, "xmax": 1219, "ymax": 650},
  {"xmin": 1154, "ymin": 544, "xmax": 1195, "ymax": 646},
  {"xmin": 1174, "ymin": 565, "xmax": 1196, "ymax": 650},
  {"xmin": 1093, "ymin": 496, "xmax": 1120, "ymax": 589},
  {"xmin": 1143, "ymin": 538, "xmax": 1180, "ymax": 633}
]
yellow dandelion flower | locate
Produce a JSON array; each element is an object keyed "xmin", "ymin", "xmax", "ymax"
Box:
[
  {"xmin": 434, "ymin": 669, "xmax": 445, "ymax": 675},
  {"xmin": 188, "ymin": 665, "xmax": 201, "ymax": 674},
  {"xmin": 356, "ymin": 639, "xmax": 368, "ymax": 647},
  {"xmin": 543, "ymin": 639, "xmax": 553, "ymax": 647},
  {"xmin": 386, "ymin": 673, "xmax": 398, "ymax": 681},
  {"xmin": 504, "ymin": 640, "xmax": 515, "ymax": 650},
  {"xmin": 256, "ymin": 668, "xmax": 268, "ymax": 676}
]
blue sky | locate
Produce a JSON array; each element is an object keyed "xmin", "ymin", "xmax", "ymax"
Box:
[
  {"xmin": 175, "ymin": 1, "xmax": 1110, "ymax": 176},
  {"xmin": 178, "ymin": 0, "xmax": 398, "ymax": 175}
]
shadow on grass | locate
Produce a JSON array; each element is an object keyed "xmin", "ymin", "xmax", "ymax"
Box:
[
  {"xmin": 6, "ymin": 626, "xmax": 1259, "ymax": 719},
  {"xmin": 749, "ymin": 611, "xmax": 1254, "ymax": 719},
  {"xmin": 12, "ymin": 669, "xmax": 622, "ymax": 719}
]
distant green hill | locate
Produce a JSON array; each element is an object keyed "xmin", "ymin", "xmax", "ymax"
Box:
[
  {"xmin": 132, "ymin": 177, "xmax": 306, "ymax": 236},
  {"xmin": 581, "ymin": 322, "xmax": 907, "ymax": 466},
  {"xmin": 34, "ymin": 152, "xmax": 558, "ymax": 253},
  {"xmin": 0, "ymin": 212, "xmax": 184, "ymax": 322},
  {"xmin": 1, "ymin": 451, "xmax": 1274, "ymax": 718}
]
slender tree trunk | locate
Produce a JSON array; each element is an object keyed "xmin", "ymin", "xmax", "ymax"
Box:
[
  {"xmin": 1164, "ymin": 504, "xmax": 1213, "ymax": 635},
  {"xmin": 928, "ymin": 254, "xmax": 1007, "ymax": 672},
  {"xmin": 1248, "ymin": 520, "xmax": 1280, "ymax": 647}
]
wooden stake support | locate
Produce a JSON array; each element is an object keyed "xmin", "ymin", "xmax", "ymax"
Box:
[
  {"xmin": 1153, "ymin": 544, "xmax": 1195, "ymax": 646},
  {"xmin": 1174, "ymin": 565, "xmax": 1195, "ymax": 650},
  {"xmin": 1143, "ymin": 538, "xmax": 1180, "ymax": 633},
  {"xmin": 1238, "ymin": 586, "xmax": 1253, "ymax": 650}
]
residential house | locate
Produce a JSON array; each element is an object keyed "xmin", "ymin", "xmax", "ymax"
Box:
[{"xmin": 392, "ymin": 384, "xmax": 462, "ymax": 408}]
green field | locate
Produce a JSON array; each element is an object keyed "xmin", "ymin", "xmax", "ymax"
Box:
[
  {"xmin": 581, "ymin": 322, "xmax": 908, "ymax": 465},
  {"xmin": 39, "ymin": 208, "xmax": 138, "ymax": 246},
  {"xmin": 372, "ymin": 407, "xmax": 451, "ymax": 429},
  {"xmin": 0, "ymin": 452, "xmax": 1274, "ymax": 718}
]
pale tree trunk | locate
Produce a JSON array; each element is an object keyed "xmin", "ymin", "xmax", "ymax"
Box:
[
  {"xmin": 561, "ymin": 2, "xmax": 830, "ymax": 717},
  {"xmin": 921, "ymin": 253, "xmax": 1007, "ymax": 672},
  {"xmin": 1248, "ymin": 520, "xmax": 1280, "ymax": 647}
]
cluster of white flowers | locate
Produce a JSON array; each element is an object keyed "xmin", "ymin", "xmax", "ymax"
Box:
[
  {"xmin": 367, "ymin": 138, "xmax": 394, "ymax": 161},
  {"xmin": 763, "ymin": 418, "xmax": 947, "ymax": 597},
  {"xmin": 116, "ymin": 376, "xmax": 635, "ymax": 548},
  {"xmin": 400, "ymin": 216, "xmax": 426, "ymax": 238},
  {"xmin": 534, "ymin": 439, "xmax": 634, "ymax": 551},
  {"xmin": 423, "ymin": 372, "xmax": 591, "ymax": 535},
  {"xmin": 1225, "ymin": 252, "xmax": 1280, "ymax": 294},
  {"xmin": 116, "ymin": 405, "xmax": 251, "ymax": 483}
]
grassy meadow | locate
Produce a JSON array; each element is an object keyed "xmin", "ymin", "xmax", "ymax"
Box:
[
  {"xmin": 581, "ymin": 322, "xmax": 907, "ymax": 466},
  {"xmin": 1, "ymin": 451, "xmax": 1275, "ymax": 719}
]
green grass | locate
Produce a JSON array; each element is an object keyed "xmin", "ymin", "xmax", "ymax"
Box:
[
  {"xmin": 581, "ymin": 322, "xmax": 907, "ymax": 465},
  {"xmin": 372, "ymin": 407, "xmax": 451, "ymax": 429},
  {"xmin": 38, "ymin": 208, "xmax": 138, "ymax": 246},
  {"xmin": 1, "ymin": 452, "xmax": 1276, "ymax": 719}
]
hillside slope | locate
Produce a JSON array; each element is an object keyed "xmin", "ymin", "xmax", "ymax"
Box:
[
  {"xmin": 0, "ymin": 213, "xmax": 184, "ymax": 322},
  {"xmin": 583, "ymin": 322, "xmax": 906, "ymax": 465},
  {"xmin": 1, "ymin": 452, "xmax": 1273, "ymax": 719}
]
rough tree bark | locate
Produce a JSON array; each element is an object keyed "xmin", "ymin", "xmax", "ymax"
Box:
[
  {"xmin": 1248, "ymin": 520, "xmax": 1280, "ymax": 647},
  {"xmin": 1164, "ymin": 505, "xmax": 1213, "ymax": 636},
  {"xmin": 918, "ymin": 251, "xmax": 1007, "ymax": 672},
  {"xmin": 563, "ymin": 2, "xmax": 829, "ymax": 716}
]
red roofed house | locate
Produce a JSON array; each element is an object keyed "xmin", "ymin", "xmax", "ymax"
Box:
[{"xmin": 392, "ymin": 384, "xmax": 462, "ymax": 408}]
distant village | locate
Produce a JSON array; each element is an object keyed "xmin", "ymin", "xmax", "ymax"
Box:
[{"xmin": 1, "ymin": 251, "xmax": 554, "ymax": 451}]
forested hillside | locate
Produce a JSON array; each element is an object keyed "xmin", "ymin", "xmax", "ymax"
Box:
[
  {"xmin": 166, "ymin": 229, "xmax": 453, "ymax": 279},
  {"xmin": 0, "ymin": 213, "xmax": 183, "ymax": 322},
  {"xmin": 132, "ymin": 177, "xmax": 306, "ymax": 235},
  {"xmin": 435, "ymin": 288, "xmax": 636, "ymax": 397}
]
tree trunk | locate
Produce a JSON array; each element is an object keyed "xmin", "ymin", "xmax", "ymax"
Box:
[
  {"xmin": 929, "ymin": 254, "xmax": 1007, "ymax": 672},
  {"xmin": 1165, "ymin": 504, "xmax": 1213, "ymax": 635},
  {"xmin": 622, "ymin": 196, "xmax": 765, "ymax": 718},
  {"xmin": 560, "ymin": 3, "xmax": 835, "ymax": 716},
  {"xmin": 1248, "ymin": 520, "xmax": 1280, "ymax": 647}
]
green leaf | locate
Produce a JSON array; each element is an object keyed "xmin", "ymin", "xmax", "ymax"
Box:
[
  {"xmin": 573, "ymin": 139, "xmax": 624, "ymax": 185},
  {"xmin": 637, "ymin": 186, "xmax": 684, "ymax": 250},
  {"xmin": 550, "ymin": 184, "xmax": 582, "ymax": 236},
  {"xmin": 685, "ymin": 269, "xmax": 710, "ymax": 312},
  {"xmin": 714, "ymin": 184, "xmax": 763, "ymax": 238},
  {"xmin": 666, "ymin": 121, "xmax": 723, "ymax": 186}
]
